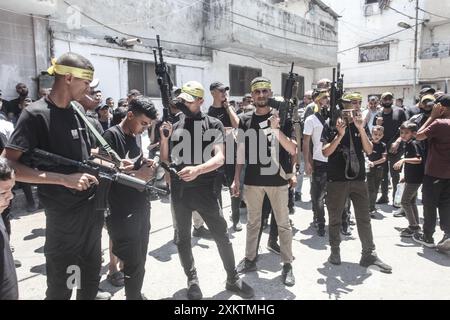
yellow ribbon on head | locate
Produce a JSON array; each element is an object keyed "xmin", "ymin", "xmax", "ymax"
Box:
[
  {"xmin": 251, "ymin": 81, "xmax": 272, "ymax": 92},
  {"xmin": 47, "ymin": 58, "xmax": 94, "ymax": 81}
]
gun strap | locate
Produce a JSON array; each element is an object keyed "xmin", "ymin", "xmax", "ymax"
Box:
[{"xmin": 71, "ymin": 102, "xmax": 122, "ymax": 165}]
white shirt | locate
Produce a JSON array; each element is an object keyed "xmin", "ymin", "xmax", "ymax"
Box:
[
  {"xmin": 303, "ymin": 114, "xmax": 328, "ymax": 163},
  {"xmin": 363, "ymin": 107, "xmax": 379, "ymax": 132}
]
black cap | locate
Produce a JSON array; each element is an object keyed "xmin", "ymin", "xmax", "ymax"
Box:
[
  {"xmin": 209, "ymin": 81, "xmax": 229, "ymax": 91},
  {"xmin": 98, "ymin": 104, "xmax": 109, "ymax": 110},
  {"xmin": 419, "ymin": 87, "xmax": 436, "ymax": 96},
  {"xmin": 435, "ymin": 94, "xmax": 450, "ymax": 107}
]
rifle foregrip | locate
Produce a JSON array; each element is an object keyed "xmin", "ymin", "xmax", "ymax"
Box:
[{"xmin": 114, "ymin": 173, "xmax": 147, "ymax": 192}]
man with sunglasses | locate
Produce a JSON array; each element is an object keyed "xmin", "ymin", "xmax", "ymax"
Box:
[
  {"xmin": 322, "ymin": 92, "xmax": 392, "ymax": 273},
  {"xmin": 231, "ymin": 77, "xmax": 296, "ymax": 286},
  {"xmin": 207, "ymin": 82, "xmax": 242, "ymax": 231},
  {"xmin": 373, "ymin": 92, "xmax": 407, "ymax": 206},
  {"xmin": 160, "ymin": 81, "xmax": 254, "ymax": 300}
]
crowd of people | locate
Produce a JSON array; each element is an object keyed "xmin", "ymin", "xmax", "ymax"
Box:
[{"xmin": 0, "ymin": 51, "xmax": 449, "ymax": 300}]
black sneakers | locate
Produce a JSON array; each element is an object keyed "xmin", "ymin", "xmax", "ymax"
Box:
[
  {"xmin": 340, "ymin": 225, "xmax": 352, "ymax": 236},
  {"xmin": 328, "ymin": 247, "xmax": 341, "ymax": 265},
  {"xmin": 412, "ymin": 232, "xmax": 436, "ymax": 248},
  {"xmin": 400, "ymin": 227, "xmax": 420, "ymax": 238},
  {"xmin": 376, "ymin": 196, "xmax": 389, "ymax": 204},
  {"xmin": 359, "ymin": 254, "xmax": 392, "ymax": 274},
  {"xmin": 282, "ymin": 263, "xmax": 295, "ymax": 286},
  {"xmin": 187, "ymin": 278, "xmax": 203, "ymax": 300},
  {"xmin": 236, "ymin": 258, "xmax": 257, "ymax": 274},
  {"xmin": 225, "ymin": 278, "xmax": 254, "ymax": 299},
  {"xmin": 192, "ymin": 226, "xmax": 213, "ymax": 239},
  {"xmin": 266, "ymin": 239, "xmax": 281, "ymax": 255}
]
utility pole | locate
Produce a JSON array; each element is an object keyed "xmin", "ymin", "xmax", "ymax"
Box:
[{"xmin": 413, "ymin": 0, "xmax": 419, "ymax": 102}]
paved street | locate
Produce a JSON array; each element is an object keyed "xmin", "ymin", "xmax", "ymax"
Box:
[{"xmin": 9, "ymin": 179, "xmax": 450, "ymax": 300}]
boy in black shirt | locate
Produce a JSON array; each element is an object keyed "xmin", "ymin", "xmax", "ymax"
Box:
[
  {"xmin": 103, "ymin": 96, "xmax": 157, "ymax": 300},
  {"xmin": 367, "ymin": 125, "xmax": 387, "ymax": 217},
  {"xmin": 393, "ymin": 122, "xmax": 424, "ymax": 237}
]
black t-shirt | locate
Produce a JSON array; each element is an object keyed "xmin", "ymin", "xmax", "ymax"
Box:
[
  {"xmin": 5, "ymin": 98, "xmax": 22, "ymax": 119},
  {"xmin": 169, "ymin": 112, "xmax": 224, "ymax": 188},
  {"xmin": 372, "ymin": 107, "xmax": 407, "ymax": 148},
  {"xmin": 207, "ymin": 105, "xmax": 232, "ymax": 127},
  {"xmin": 6, "ymin": 99, "xmax": 94, "ymax": 210},
  {"xmin": 238, "ymin": 110, "xmax": 293, "ymax": 187},
  {"xmin": 322, "ymin": 122, "xmax": 369, "ymax": 182},
  {"xmin": 402, "ymin": 139, "xmax": 424, "ymax": 184},
  {"xmin": 103, "ymin": 125, "xmax": 149, "ymax": 215},
  {"xmin": 368, "ymin": 141, "xmax": 387, "ymax": 167}
]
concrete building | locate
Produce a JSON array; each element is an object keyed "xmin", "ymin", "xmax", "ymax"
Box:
[
  {"xmin": 323, "ymin": 0, "xmax": 450, "ymax": 107},
  {"xmin": 0, "ymin": 0, "xmax": 339, "ymax": 112},
  {"xmin": 418, "ymin": 0, "xmax": 450, "ymax": 92}
]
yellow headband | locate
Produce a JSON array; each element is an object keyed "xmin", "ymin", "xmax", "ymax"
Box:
[
  {"xmin": 251, "ymin": 81, "xmax": 272, "ymax": 92},
  {"xmin": 47, "ymin": 58, "xmax": 94, "ymax": 81}
]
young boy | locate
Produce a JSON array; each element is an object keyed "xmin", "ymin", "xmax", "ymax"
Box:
[
  {"xmin": 393, "ymin": 121, "xmax": 424, "ymax": 237},
  {"xmin": 367, "ymin": 125, "xmax": 387, "ymax": 217}
]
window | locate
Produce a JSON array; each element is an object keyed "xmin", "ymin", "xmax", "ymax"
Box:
[
  {"xmin": 229, "ymin": 65, "xmax": 262, "ymax": 96},
  {"xmin": 281, "ymin": 73, "xmax": 305, "ymax": 100},
  {"xmin": 359, "ymin": 44, "xmax": 390, "ymax": 63},
  {"xmin": 127, "ymin": 60, "xmax": 176, "ymax": 98}
]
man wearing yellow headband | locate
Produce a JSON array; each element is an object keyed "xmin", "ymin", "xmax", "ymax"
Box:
[
  {"xmin": 4, "ymin": 52, "xmax": 108, "ymax": 299},
  {"xmin": 159, "ymin": 80, "xmax": 254, "ymax": 300},
  {"xmin": 232, "ymin": 77, "xmax": 297, "ymax": 286},
  {"xmin": 322, "ymin": 92, "xmax": 392, "ymax": 273}
]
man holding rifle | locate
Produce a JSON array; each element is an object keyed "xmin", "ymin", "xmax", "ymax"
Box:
[{"xmin": 3, "ymin": 52, "xmax": 105, "ymax": 299}]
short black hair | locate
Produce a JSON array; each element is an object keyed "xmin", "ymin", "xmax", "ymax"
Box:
[
  {"xmin": 111, "ymin": 106, "xmax": 128, "ymax": 126},
  {"xmin": 106, "ymin": 97, "xmax": 113, "ymax": 102},
  {"xmin": 0, "ymin": 158, "xmax": 14, "ymax": 181},
  {"xmin": 56, "ymin": 52, "xmax": 94, "ymax": 73},
  {"xmin": 128, "ymin": 96, "xmax": 157, "ymax": 120},
  {"xmin": 372, "ymin": 125, "xmax": 384, "ymax": 133},
  {"xmin": 118, "ymin": 98, "xmax": 128, "ymax": 107},
  {"xmin": 400, "ymin": 121, "xmax": 418, "ymax": 132}
]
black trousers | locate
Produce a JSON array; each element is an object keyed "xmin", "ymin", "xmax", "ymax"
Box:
[
  {"xmin": 44, "ymin": 200, "xmax": 104, "ymax": 300},
  {"xmin": 171, "ymin": 183, "xmax": 238, "ymax": 282},
  {"xmin": 367, "ymin": 166, "xmax": 384, "ymax": 211},
  {"xmin": 256, "ymin": 195, "xmax": 278, "ymax": 251},
  {"xmin": 217, "ymin": 164, "xmax": 241, "ymax": 225},
  {"xmin": 422, "ymin": 175, "xmax": 450, "ymax": 237},
  {"xmin": 311, "ymin": 161, "xmax": 328, "ymax": 227},
  {"xmin": 381, "ymin": 152, "xmax": 402, "ymax": 200},
  {"xmin": 106, "ymin": 201, "xmax": 150, "ymax": 300}
]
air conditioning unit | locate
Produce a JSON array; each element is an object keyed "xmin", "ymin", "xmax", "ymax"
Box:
[{"xmin": 364, "ymin": 4, "xmax": 381, "ymax": 16}]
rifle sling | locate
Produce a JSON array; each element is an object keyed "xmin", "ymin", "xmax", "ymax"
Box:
[{"xmin": 71, "ymin": 102, "xmax": 121, "ymax": 165}]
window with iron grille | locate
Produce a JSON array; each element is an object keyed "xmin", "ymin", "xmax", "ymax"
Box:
[
  {"xmin": 229, "ymin": 65, "xmax": 262, "ymax": 96},
  {"xmin": 128, "ymin": 60, "xmax": 176, "ymax": 98}
]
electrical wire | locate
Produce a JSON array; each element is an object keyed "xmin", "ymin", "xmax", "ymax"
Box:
[{"xmin": 418, "ymin": 7, "xmax": 450, "ymax": 21}]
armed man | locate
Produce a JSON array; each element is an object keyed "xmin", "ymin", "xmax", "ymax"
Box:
[
  {"xmin": 321, "ymin": 92, "xmax": 392, "ymax": 273},
  {"xmin": 3, "ymin": 53, "xmax": 105, "ymax": 299},
  {"xmin": 159, "ymin": 81, "xmax": 254, "ymax": 300},
  {"xmin": 232, "ymin": 77, "xmax": 296, "ymax": 286}
]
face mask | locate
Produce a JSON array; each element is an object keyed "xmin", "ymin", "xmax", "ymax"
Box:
[{"xmin": 382, "ymin": 102, "xmax": 393, "ymax": 108}]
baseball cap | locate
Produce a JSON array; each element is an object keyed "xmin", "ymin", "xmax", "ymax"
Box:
[
  {"xmin": 177, "ymin": 81, "xmax": 205, "ymax": 102},
  {"xmin": 420, "ymin": 94, "xmax": 436, "ymax": 104},
  {"xmin": 435, "ymin": 94, "xmax": 450, "ymax": 107},
  {"xmin": 369, "ymin": 95, "xmax": 378, "ymax": 101},
  {"xmin": 381, "ymin": 92, "xmax": 394, "ymax": 100},
  {"xmin": 209, "ymin": 81, "xmax": 229, "ymax": 91},
  {"xmin": 342, "ymin": 92, "xmax": 362, "ymax": 102},
  {"xmin": 419, "ymin": 87, "xmax": 436, "ymax": 96}
]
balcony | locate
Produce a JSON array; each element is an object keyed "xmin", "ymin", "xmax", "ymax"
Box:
[{"xmin": 204, "ymin": 0, "xmax": 338, "ymax": 68}]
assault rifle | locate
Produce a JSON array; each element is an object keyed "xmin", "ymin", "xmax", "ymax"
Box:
[
  {"xmin": 153, "ymin": 35, "xmax": 173, "ymax": 136},
  {"xmin": 330, "ymin": 63, "xmax": 344, "ymax": 128},
  {"xmin": 31, "ymin": 149, "xmax": 169, "ymax": 209}
]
